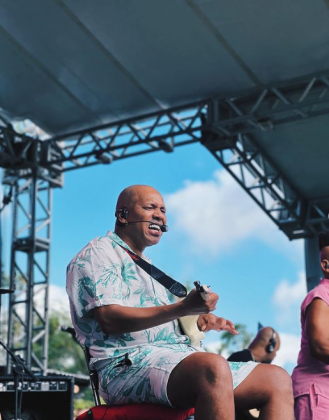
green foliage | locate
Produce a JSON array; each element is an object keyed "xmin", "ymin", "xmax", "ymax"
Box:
[
  {"xmin": 74, "ymin": 396, "xmax": 95, "ymax": 412},
  {"xmin": 47, "ymin": 311, "xmax": 88, "ymax": 375},
  {"xmin": 0, "ymin": 272, "xmax": 9, "ymax": 288},
  {"xmin": 218, "ymin": 323, "xmax": 253, "ymax": 355}
]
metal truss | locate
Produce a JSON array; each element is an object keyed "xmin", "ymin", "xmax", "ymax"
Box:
[
  {"xmin": 0, "ymin": 125, "xmax": 63, "ymax": 187},
  {"xmin": 200, "ymin": 72, "xmax": 329, "ymax": 239},
  {"xmin": 43, "ymin": 104, "xmax": 207, "ymax": 172},
  {"xmin": 4, "ymin": 173, "xmax": 52, "ymax": 374},
  {"xmin": 202, "ymin": 131, "xmax": 329, "ymax": 240},
  {"xmin": 35, "ymin": 71, "xmax": 329, "ymax": 175},
  {"xmin": 41, "ymin": 71, "xmax": 329, "ymax": 239}
]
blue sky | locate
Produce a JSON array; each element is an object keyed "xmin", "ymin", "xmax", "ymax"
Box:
[{"xmin": 1, "ymin": 141, "xmax": 307, "ymax": 372}]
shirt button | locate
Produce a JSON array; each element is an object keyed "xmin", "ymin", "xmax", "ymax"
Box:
[{"xmin": 95, "ymin": 296, "xmax": 99, "ymax": 301}]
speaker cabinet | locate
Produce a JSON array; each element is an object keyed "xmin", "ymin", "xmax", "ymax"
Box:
[{"xmin": 0, "ymin": 375, "xmax": 74, "ymax": 420}]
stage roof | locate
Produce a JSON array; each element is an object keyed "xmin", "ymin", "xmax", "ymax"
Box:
[
  {"xmin": 1, "ymin": 0, "xmax": 329, "ymax": 216},
  {"xmin": 1, "ymin": 0, "xmax": 329, "ymax": 134}
]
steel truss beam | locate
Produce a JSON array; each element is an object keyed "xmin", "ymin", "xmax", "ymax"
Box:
[
  {"xmin": 33, "ymin": 71, "xmax": 329, "ymax": 174},
  {"xmin": 202, "ymin": 132, "xmax": 329, "ymax": 240},
  {"xmin": 5, "ymin": 174, "xmax": 52, "ymax": 374},
  {"xmin": 42, "ymin": 71, "xmax": 329, "ymax": 239}
]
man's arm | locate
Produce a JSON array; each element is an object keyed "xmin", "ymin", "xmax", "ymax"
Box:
[
  {"xmin": 305, "ymin": 298, "xmax": 329, "ymax": 364},
  {"xmin": 95, "ymin": 289, "xmax": 218, "ymax": 335}
]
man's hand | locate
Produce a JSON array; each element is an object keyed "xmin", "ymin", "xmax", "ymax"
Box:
[
  {"xmin": 197, "ymin": 313, "xmax": 238, "ymax": 334},
  {"xmin": 180, "ymin": 289, "xmax": 219, "ymax": 316}
]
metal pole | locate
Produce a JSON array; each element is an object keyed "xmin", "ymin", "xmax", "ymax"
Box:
[
  {"xmin": 6, "ymin": 182, "xmax": 18, "ymax": 373},
  {"xmin": 42, "ymin": 186, "xmax": 52, "ymax": 373},
  {"xmin": 305, "ymin": 237, "xmax": 322, "ymax": 292},
  {"xmin": 25, "ymin": 171, "xmax": 37, "ymax": 367}
]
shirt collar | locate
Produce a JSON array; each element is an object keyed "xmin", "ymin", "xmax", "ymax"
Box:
[{"xmin": 106, "ymin": 231, "xmax": 150, "ymax": 262}]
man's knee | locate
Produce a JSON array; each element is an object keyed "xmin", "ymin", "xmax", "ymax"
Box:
[
  {"xmin": 169, "ymin": 353, "xmax": 232, "ymax": 391},
  {"xmin": 270, "ymin": 366, "xmax": 293, "ymax": 393},
  {"xmin": 261, "ymin": 365, "xmax": 293, "ymax": 403},
  {"xmin": 192, "ymin": 353, "xmax": 233, "ymax": 389},
  {"xmin": 200, "ymin": 354, "xmax": 232, "ymax": 386}
]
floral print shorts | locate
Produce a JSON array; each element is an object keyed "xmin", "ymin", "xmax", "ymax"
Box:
[{"xmin": 97, "ymin": 344, "xmax": 258, "ymax": 407}]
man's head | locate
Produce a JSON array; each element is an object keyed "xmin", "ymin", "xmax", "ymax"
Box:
[
  {"xmin": 319, "ymin": 230, "xmax": 329, "ymax": 279},
  {"xmin": 248, "ymin": 327, "xmax": 280, "ymax": 363},
  {"xmin": 114, "ymin": 185, "xmax": 167, "ymax": 255}
]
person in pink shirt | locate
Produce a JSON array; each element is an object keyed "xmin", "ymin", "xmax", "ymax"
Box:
[{"xmin": 292, "ymin": 230, "xmax": 329, "ymax": 419}]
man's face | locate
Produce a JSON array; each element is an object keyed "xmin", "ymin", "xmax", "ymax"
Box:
[{"xmin": 125, "ymin": 188, "xmax": 167, "ymax": 250}]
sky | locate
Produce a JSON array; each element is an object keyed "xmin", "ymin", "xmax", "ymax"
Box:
[{"xmin": 0, "ymin": 141, "xmax": 308, "ymax": 373}]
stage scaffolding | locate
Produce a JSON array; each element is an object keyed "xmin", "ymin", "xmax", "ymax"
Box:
[{"xmin": 0, "ymin": 71, "xmax": 328, "ymax": 371}]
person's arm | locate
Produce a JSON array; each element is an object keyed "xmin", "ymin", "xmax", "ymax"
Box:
[
  {"xmin": 305, "ymin": 297, "xmax": 329, "ymax": 364},
  {"xmin": 197, "ymin": 313, "xmax": 238, "ymax": 335},
  {"xmin": 94, "ymin": 289, "xmax": 219, "ymax": 335}
]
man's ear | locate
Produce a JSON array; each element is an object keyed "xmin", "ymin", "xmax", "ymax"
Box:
[
  {"xmin": 115, "ymin": 208, "xmax": 128, "ymax": 226},
  {"xmin": 321, "ymin": 259, "xmax": 329, "ymax": 271}
]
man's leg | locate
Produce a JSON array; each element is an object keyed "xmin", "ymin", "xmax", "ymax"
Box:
[
  {"xmin": 167, "ymin": 353, "xmax": 234, "ymax": 420},
  {"xmin": 233, "ymin": 364, "xmax": 294, "ymax": 419}
]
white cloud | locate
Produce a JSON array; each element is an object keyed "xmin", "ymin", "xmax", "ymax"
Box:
[
  {"xmin": 203, "ymin": 341, "xmax": 222, "ymax": 355},
  {"xmin": 273, "ymin": 272, "xmax": 307, "ymax": 310},
  {"xmin": 273, "ymin": 332, "xmax": 300, "ymax": 374},
  {"xmin": 47, "ymin": 284, "xmax": 71, "ymax": 318},
  {"xmin": 272, "ymin": 272, "xmax": 307, "ymax": 324},
  {"xmin": 165, "ymin": 170, "xmax": 302, "ymax": 257}
]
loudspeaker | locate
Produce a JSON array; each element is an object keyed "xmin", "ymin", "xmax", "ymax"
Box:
[{"xmin": 0, "ymin": 375, "xmax": 74, "ymax": 420}]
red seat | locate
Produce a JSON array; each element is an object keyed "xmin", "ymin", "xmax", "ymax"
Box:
[{"xmin": 76, "ymin": 404, "xmax": 194, "ymax": 420}]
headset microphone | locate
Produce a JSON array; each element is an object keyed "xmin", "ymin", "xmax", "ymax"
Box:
[{"xmin": 160, "ymin": 224, "xmax": 169, "ymax": 233}]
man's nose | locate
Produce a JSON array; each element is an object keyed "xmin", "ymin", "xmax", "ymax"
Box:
[{"xmin": 153, "ymin": 209, "xmax": 165, "ymax": 222}]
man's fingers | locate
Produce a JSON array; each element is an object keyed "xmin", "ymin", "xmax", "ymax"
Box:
[
  {"xmin": 222, "ymin": 324, "xmax": 239, "ymax": 335},
  {"xmin": 214, "ymin": 318, "xmax": 239, "ymax": 334},
  {"xmin": 197, "ymin": 316, "xmax": 208, "ymax": 332}
]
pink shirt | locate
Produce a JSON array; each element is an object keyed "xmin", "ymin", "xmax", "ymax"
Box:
[{"xmin": 292, "ymin": 278, "xmax": 329, "ymax": 398}]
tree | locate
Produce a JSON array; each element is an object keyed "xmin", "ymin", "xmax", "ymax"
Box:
[
  {"xmin": 219, "ymin": 323, "xmax": 253, "ymax": 356},
  {"xmin": 46, "ymin": 311, "xmax": 88, "ymax": 375}
]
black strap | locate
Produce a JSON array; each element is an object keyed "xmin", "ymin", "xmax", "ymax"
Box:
[{"xmin": 118, "ymin": 244, "xmax": 187, "ymax": 298}]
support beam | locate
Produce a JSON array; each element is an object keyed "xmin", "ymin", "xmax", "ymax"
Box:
[
  {"xmin": 6, "ymin": 175, "xmax": 52, "ymax": 373},
  {"xmin": 40, "ymin": 71, "xmax": 329, "ymax": 174},
  {"xmin": 202, "ymin": 130, "xmax": 329, "ymax": 240},
  {"xmin": 305, "ymin": 237, "xmax": 323, "ymax": 291},
  {"xmin": 37, "ymin": 71, "xmax": 329, "ymax": 239}
]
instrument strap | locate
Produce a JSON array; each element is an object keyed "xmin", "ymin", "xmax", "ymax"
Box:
[{"xmin": 117, "ymin": 243, "xmax": 187, "ymax": 298}]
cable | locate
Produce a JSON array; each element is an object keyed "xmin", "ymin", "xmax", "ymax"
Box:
[
  {"xmin": 18, "ymin": 368, "xmax": 24, "ymax": 420},
  {"xmin": 0, "ymin": 185, "xmax": 13, "ymax": 213}
]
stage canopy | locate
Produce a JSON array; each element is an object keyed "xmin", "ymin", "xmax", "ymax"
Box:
[{"xmin": 1, "ymin": 0, "xmax": 329, "ymax": 216}]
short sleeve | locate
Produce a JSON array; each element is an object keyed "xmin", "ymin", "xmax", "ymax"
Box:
[
  {"xmin": 66, "ymin": 241, "xmax": 125, "ymax": 319},
  {"xmin": 301, "ymin": 283, "xmax": 329, "ymax": 322}
]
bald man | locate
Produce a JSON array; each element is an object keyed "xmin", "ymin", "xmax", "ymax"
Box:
[
  {"xmin": 67, "ymin": 185, "xmax": 293, "ymax": 420},
  {"xmin": 228, "ymin": 327, "xmax": 280, "ymax": 364},
  {"xmin": 292, "ymin": 231, "xmax": 329, "ymax": 419}
]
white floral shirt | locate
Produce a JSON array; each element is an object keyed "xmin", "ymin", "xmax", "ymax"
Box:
[
  {"xmin": 67, "ymin": 231, "xmax": 257, "ymax": 405},
  {"xmin": 66, "ymin": 231, "xmax": 189, "ymax": 361}
]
